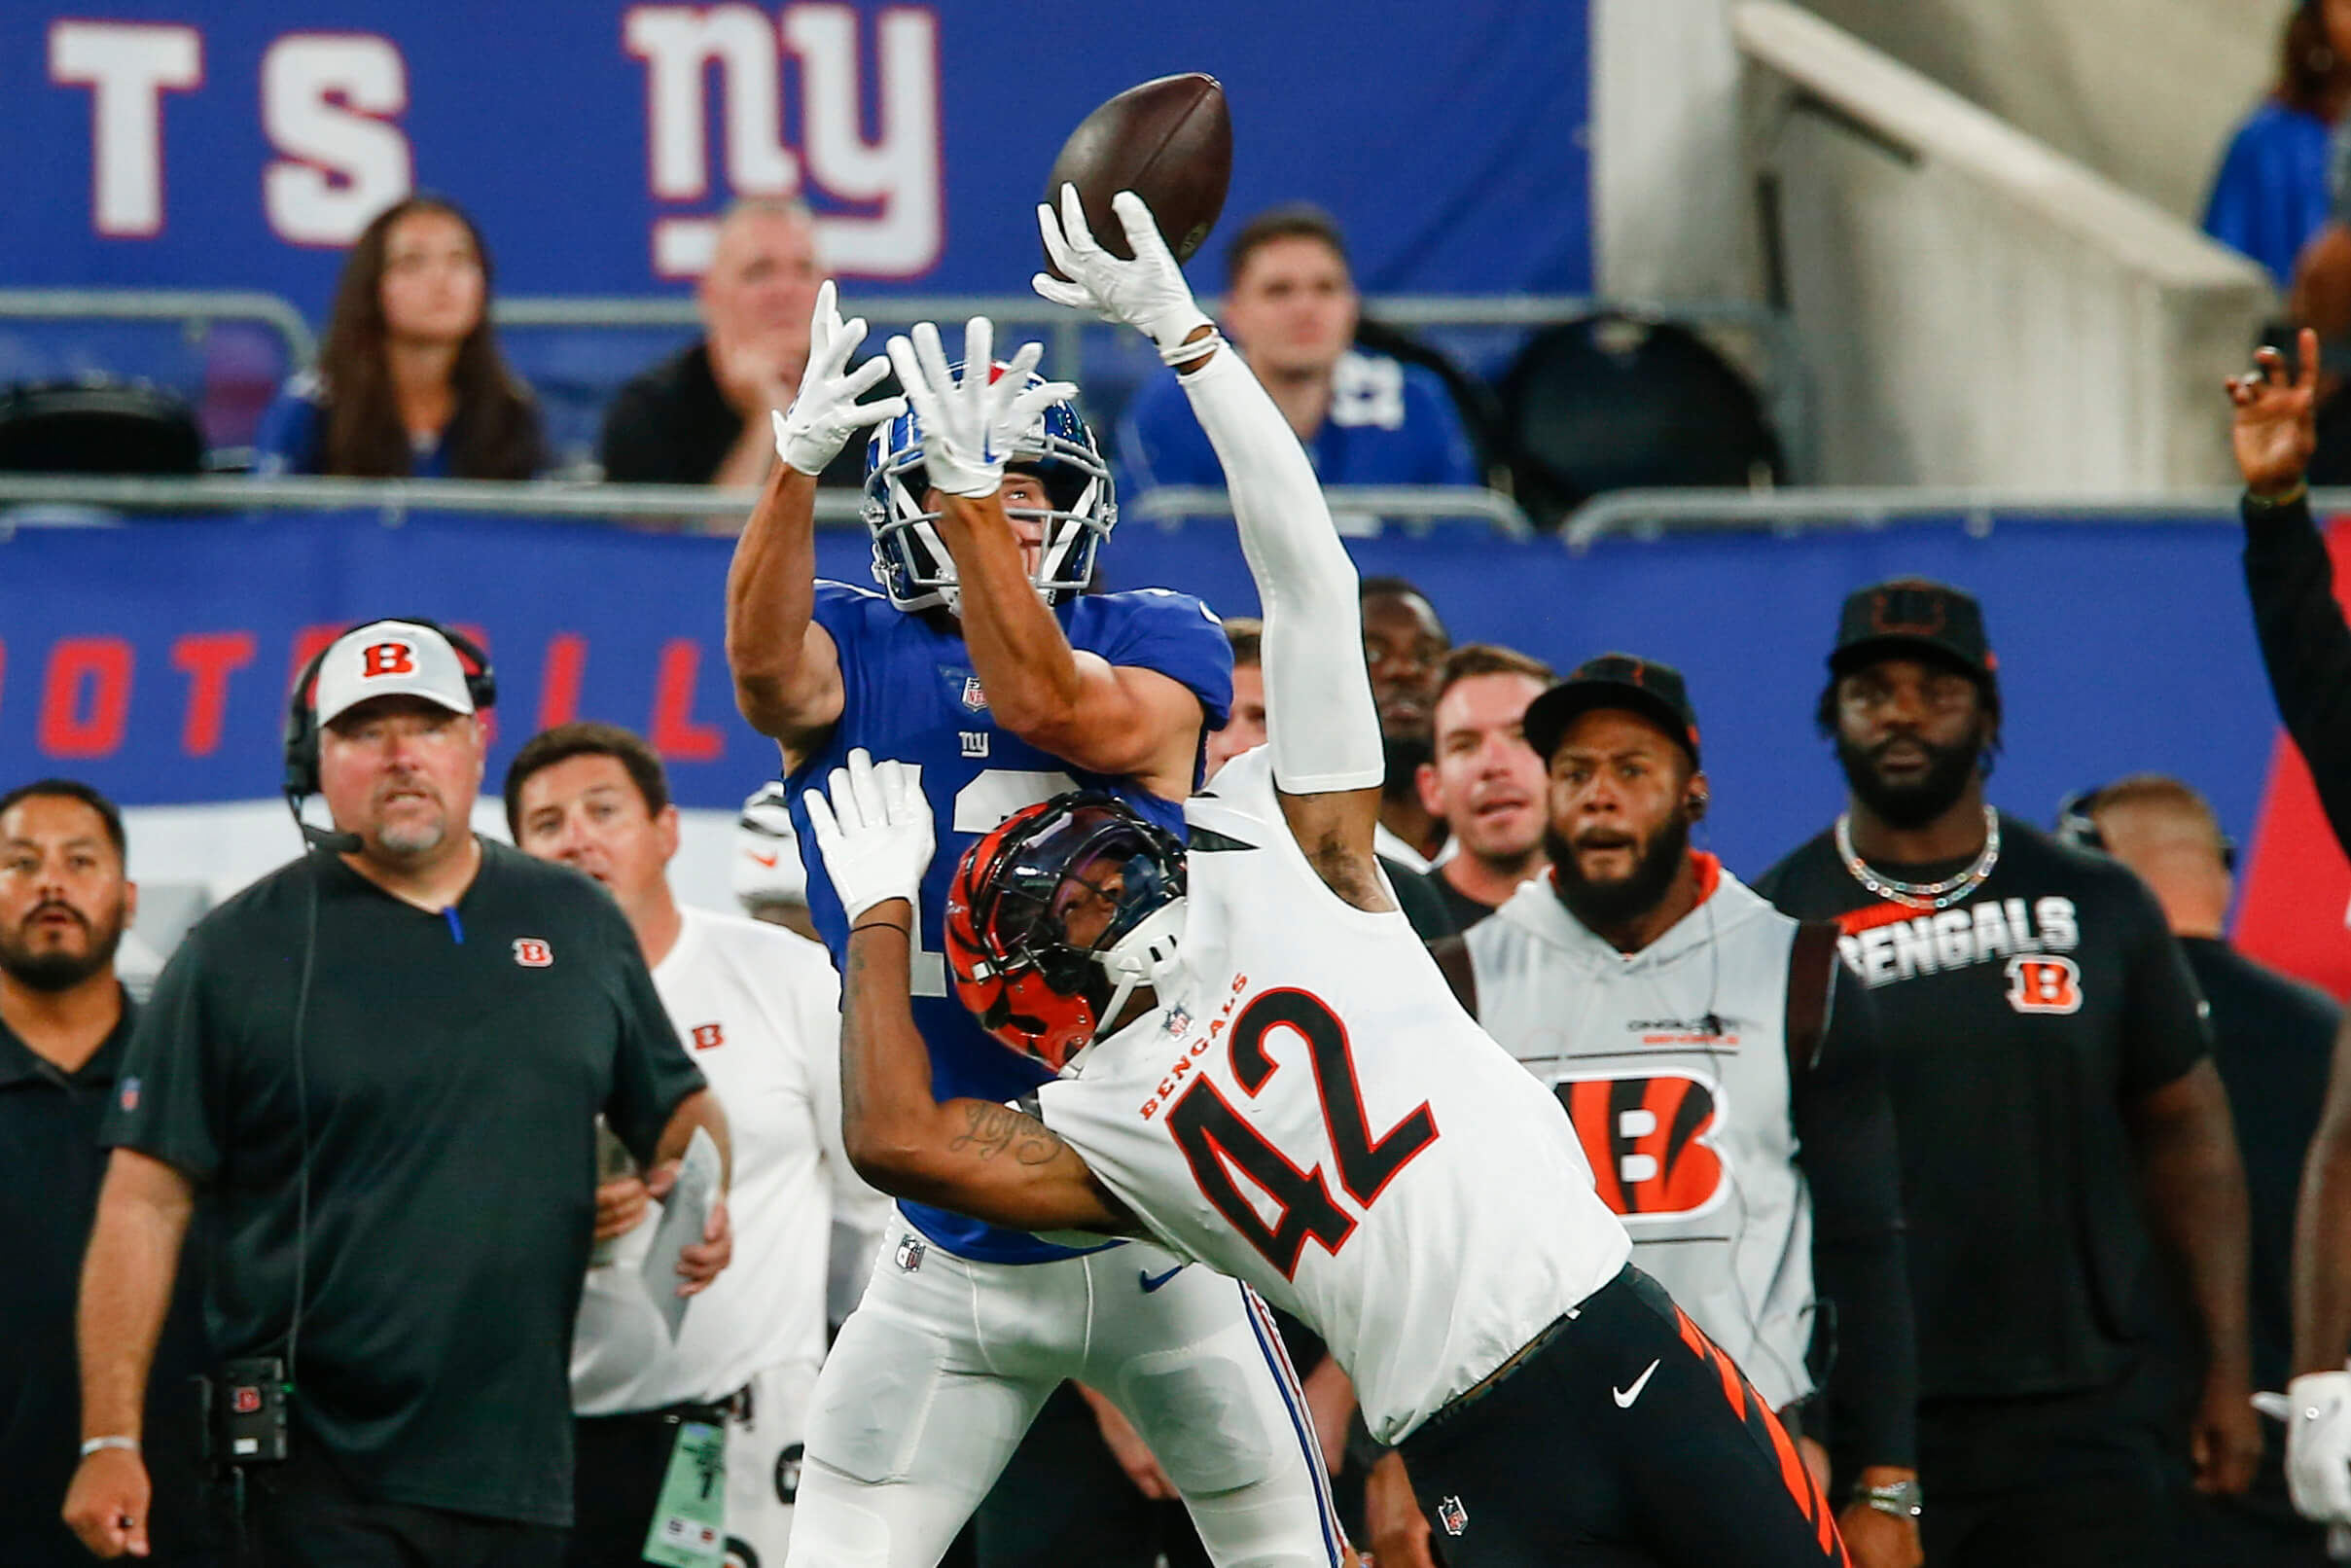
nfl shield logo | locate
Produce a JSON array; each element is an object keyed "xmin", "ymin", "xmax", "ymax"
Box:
[
  {"xmin": 1162, "ymin": 1007, "xmax": 1192, "ymax": 1037},
  {"xmin": 895, "ymin": 1234, "xmax": 926, "ymax": 1273},
  {"xmin": 1437, "ymin": 1496, "xmax": 1468, "ymax": 1537},
  {"xmin": 118, "ymin": 1076, "xmax": 140, "ymax": 1113},
  {"xmin": 961, "ymin": 676, "xmax": 988, "ymax": 712}
]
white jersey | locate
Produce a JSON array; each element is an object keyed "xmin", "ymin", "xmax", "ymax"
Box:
[
  {"xmin": 1037, "ymin": 749, "xmax": 1630, "ymax": 1444},
  {"xmin": 573, "ymin": 907, "xmax": 887, "ymax": 1413},
  {"xmin": 1466, "ymin": 865, "xmax": 1818, "ymax": 1413}
]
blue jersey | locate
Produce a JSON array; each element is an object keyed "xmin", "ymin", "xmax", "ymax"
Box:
[
  {"xmin": 1119, "ymin": 349, "xmax": 1479, "ymax": 496},
  {"xmin": 786, "ymin": 581, "xmax": 1232, "ymax": 1263},
  {"xmin": 251, "ymin": 374, "xmax": 459, "ymax": 479}
]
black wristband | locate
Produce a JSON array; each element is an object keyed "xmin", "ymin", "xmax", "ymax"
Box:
[{"xmin": 851, "ymin": 919, "xmax": 910, "ymax": 938}]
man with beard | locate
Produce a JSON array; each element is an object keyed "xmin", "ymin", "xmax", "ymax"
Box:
[
  {"xmin": 1439, "ymin": 655, "xmax": 1920, "ymax": 1568},
  {"xmin": 1, "ymin": 781, "xmax": 212, "ymax": 1565},
  {"xmin": 64, "ymin": 621, "xmax": 732, "ymax": 1567},
  {"xmin": 1358, "ymin": 577, "xmax": 1450, "ymax": 872},
  {"xmin": 1751, "ymin": 581, "xmax": 2259, "ymax": 1568}
]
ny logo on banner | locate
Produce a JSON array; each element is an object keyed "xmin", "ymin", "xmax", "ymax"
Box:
[{"xmin": 624, "ymin": 3, "xmax": 943, "ymax": 279}]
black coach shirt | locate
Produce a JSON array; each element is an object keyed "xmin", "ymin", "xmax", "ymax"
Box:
[
  {"xmin": 1754, "ymin": 815, "xmax": 2211, "ymax": 1401},
  {"xmin": 1, "ymin": 992, "xmax": 211, "ymax": 1563},
  {"xmin": 103, "ymin": 841, "xmax": 706, "ymax": 1527}
]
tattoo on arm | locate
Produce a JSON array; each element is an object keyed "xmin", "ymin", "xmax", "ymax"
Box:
[{"xmin": 950, "ymin": 1101, "xmax": 1071, "ymax": 1167}]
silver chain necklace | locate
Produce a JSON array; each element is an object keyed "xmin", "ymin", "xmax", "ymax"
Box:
[{"xmin": 1835, "ymin": 806, "xmax": 2001, "ymax": 910}]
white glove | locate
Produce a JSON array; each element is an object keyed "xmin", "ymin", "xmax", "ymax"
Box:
[
  {"xmin": 801, "ymin": 749, "xmax": 933, "ymax": 924},
  {"xmin": 770, "ymin": 280, "xmax": 908, "ymax": 477},
  {"xmin": 1032, "ymin": 187, "xmax": 1215, "ymax": 365},
  {"xmin": 883, "ymin": 317, "xmax": 1077, "ymax": 499},
  {"xmin": 2283, "ymin": 1371, "xmax": 2351, "ymax": 1524}
]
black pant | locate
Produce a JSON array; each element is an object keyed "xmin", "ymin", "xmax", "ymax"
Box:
[
  {"xmin": 1397, "ymin": 1265, "xmax": 1849, "ymax": 1568},
  {"xmin": 224, "ymin": 1445, "xmax": 565, "ymax": 1568},
  {"xmin": 566, "ymin": 1403, "xmax": 730, "ymax": 1568},
  {"xmin": 1914, "ymin": 1372, "xmax": 2181, "ymax": 1568},
  {"xmin": 973, "ymin": 1381, "xmax": 1214, "ymax": 1568}
]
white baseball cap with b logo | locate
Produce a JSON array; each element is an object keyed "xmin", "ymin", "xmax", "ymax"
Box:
[{"xmin": 311, "ymin": 620, "xmax": 478, "ymax": 728}]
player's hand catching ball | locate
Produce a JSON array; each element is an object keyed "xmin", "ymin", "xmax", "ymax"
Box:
[
  {"xmin": 770, "ymin": 279, "xmax": 908, "ymax": 478},
  {"xmin": 803, "ymin": 749, "xmax": 935, "ymax": 923},
  {"xmin": 884, "ymin": 318, "xmax": 1076, "ymax": 499},
  {"xmin": 1034, "ymin": 186, "xmax": 1216, "ymax": 366},
  {"xmin": 2228, "ymin": 326, "xmax": 2320, "ymax": 500}
]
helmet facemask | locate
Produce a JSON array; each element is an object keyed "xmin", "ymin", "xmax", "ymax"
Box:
[
  {"xmin": 863, "ymin": 368, "xmax": 1117, "ymax": 615},
  {"xmin": 946, "ymin": 796, "xmax": 1188, "ymax": 1072}
]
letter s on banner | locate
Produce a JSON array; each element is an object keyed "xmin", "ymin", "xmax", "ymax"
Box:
[{"xmin": 263, "ymin": 34, "xmax": 413, "ymax": 246}]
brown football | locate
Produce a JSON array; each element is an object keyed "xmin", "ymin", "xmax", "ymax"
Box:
[{"xmin": 1043, "ymin": 73, "xmax": 1231, "ymax": 278}]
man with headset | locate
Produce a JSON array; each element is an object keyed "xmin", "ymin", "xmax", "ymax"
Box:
[{"xmin": 63, "ymin": 619, "xmax": 732, "ymax": 1567}]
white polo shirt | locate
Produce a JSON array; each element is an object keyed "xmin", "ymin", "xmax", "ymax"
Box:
[{"xmin": 571, "ymin": 906, "xmax": 887, "ymax": 1414}]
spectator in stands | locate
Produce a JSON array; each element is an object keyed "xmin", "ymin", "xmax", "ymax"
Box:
[
  {"xmin": 600, "ymin": 199, "xmax": 867, "ymax": 490},
  {"xmin": 0, "ymin": 781, "xmax": 211, "ymax": 1566},
  {"xmin": 2204, "ymin": 0, "xmax": 2351, "ymax": 288},
  {"xmin": 1118, "ymin": 205, "xmax": 1479, "ymax": 515},
  {"xmin": 1414, "ymin": 644, "xmax": 1553, "ymax": 931},
  {"xmin": 255, "ymin": 194, "xmax": 546, "ymax": 479},
  {"xmin": 1359, "ymin": 576, "xmax": 1452, "ymax": 872},
  {"xmin": 2062, "ymin": 776, "xmax": 2338, "ymax": 1567}
]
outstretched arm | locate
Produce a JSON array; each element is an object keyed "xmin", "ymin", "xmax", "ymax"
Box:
[
  {"xmin": 883, "ymin": 318, "xmax": 1202, "ymax": 799},
  {"xmin": 804, "ymin": 751, "xmax": 1137, "ymax": 1235},
  {"xmin": 2231, "ymin": 329, "xmax": 2351, "ymax": 855},
  {"xmin": 1038, "ymin": 189, "xmax": 1387, "ymax": 906},
  {"xmin": 725, "ymin": 281, "xmax": 905, "ymax": 765}
]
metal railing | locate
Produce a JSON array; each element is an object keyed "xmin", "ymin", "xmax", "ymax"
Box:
[
  {"xmin": 0, "ymin": 473, "xmax": 1529, "ymax": 535},
  {"xmin": 1124, "ymin": 484, "xmax": 1532, "ymax": 538},
  {"xmin": 0, "ymin": 288, "xmax": 318, "ymax": 371},
  {"xmin": 1558, "ymin": 486, "xmax": 2351, "ymax": 552}
]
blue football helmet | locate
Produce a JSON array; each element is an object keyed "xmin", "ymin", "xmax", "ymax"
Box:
[{"xmin": 862, "ymin": 366, "xmax": 1116, "ymax": 613}]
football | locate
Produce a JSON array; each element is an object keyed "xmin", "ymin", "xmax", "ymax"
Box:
[{"xmin": 1042, "ymin": 73, "xmax": 1232, "ymax": 276}]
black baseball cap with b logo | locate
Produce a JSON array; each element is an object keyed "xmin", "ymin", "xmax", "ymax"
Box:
[
  {"xmin": 1828, "ymin": 579, "xmax": 1997, "ymax": 680},
  {"xmin": 1523, "ymin": 653, "xmax": 1701, "ymax": 766}
]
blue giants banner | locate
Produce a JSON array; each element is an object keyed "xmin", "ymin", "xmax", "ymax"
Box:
[
  {"xmin": 8, "ymin": 508, "xmax": 2347, "ymax": 994},
  {"xmin": 3, "ymin": 4, "xmax": 1594, "ymax": 311}
]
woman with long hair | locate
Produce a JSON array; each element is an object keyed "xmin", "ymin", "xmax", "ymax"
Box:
[
  {"xmin": 2205, "ymin": 0, "xmax": 2351, "ymax": 288},
  {"xmin": 255, "ymin": 194, "xmax": 545, "ymax": 478}
]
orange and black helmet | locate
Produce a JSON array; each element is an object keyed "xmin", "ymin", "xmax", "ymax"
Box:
[{"xmin": 945, "ymin": 792, "xmax": 1186, "ymax": 1072}]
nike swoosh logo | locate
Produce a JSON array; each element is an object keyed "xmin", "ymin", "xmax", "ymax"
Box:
[
  {"xmin": 1613, "ymin": 1359, "xmax": 1660, "ymax": 1408},
  {"xmin": 748, "ymin": 851, "xmax": 779, "ymax": 868},
  {"xmin": 1139, "ymin": 1264, "xmax": 1189, "ymax": 1294}
]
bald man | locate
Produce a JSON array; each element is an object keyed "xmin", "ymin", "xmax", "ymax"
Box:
[
  {"xmin": 601, "ymin": 200, "xmax": 878, "ymax": 491},
  {"xmin": 2073, "ymin": 776, "xmax": 2336, "ymax": 1566}
]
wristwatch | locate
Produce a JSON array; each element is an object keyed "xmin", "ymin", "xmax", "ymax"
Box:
[{"xmin": 1861, "ymin": 1478, "xmax": 1923, "ymax": 1520}]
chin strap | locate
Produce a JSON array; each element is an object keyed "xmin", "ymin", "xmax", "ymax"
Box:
[{"xmin": 1091, "ymin": 896, "xmax": 1190, "ymax": 1041}]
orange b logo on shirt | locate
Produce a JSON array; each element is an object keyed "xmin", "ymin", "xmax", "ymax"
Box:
[
  {"xmin": 361, "ymin": 641, "xmax": 416, "ymax": 678},
  {"xmin": 690, "ymin": 1022, "xmax": 725, "ymax": 1051},
  {"xmin": 2006, "ymin": 955, "xmax": 2083, "ymax": 1015},
  {"xmin": 513, "ymin": 938, "xmax": 553, "ymax": 968},
  {"xmin": 1554, "ymin": 1071, "xmax": 1727, "ymax": 1221}
]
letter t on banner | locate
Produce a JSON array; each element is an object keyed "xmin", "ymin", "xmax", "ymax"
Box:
[{"xmin": 49, "ymin": 20, "xmax": 203, "ymax": 237}]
